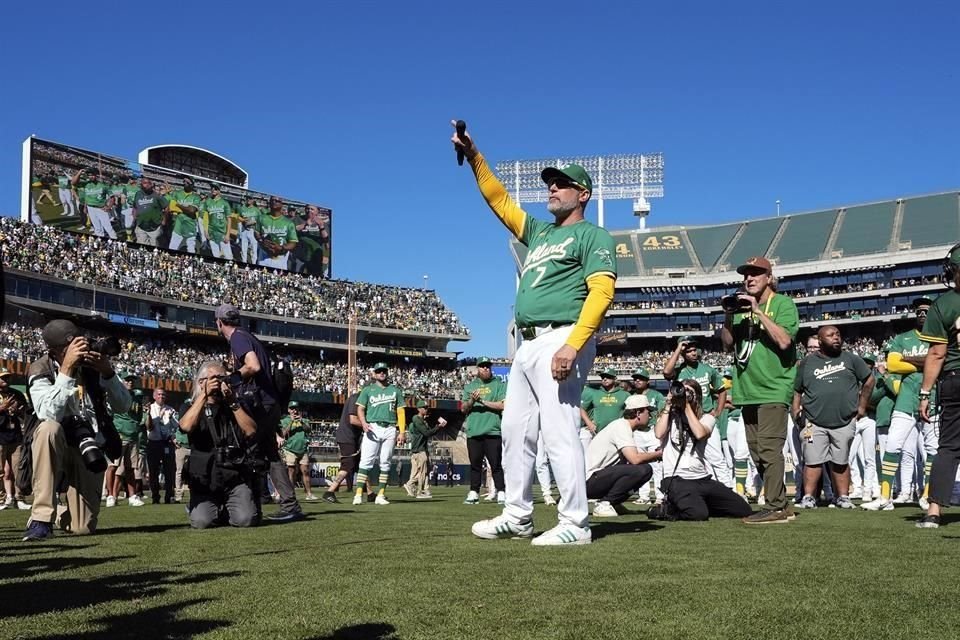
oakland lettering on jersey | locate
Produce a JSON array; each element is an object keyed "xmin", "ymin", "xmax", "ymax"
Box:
[
  {"xmin": 366, "ymin": 393, "xmax": 397, "ymax": 409},
  {"xmin": 813, "ymin": 362, "xmax": 848, "ymax": 380},
  {"xmin": 521, "ymin": 237, "xmax": 575, "ymax": 275}
]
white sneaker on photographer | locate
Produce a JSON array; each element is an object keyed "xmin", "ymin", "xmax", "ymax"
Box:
[
  {"xmin": 592, "ymin": 501, "xmax": 618, "ymax": 518},
  {"xmin": 128, "ymin": 495, "xmax": 145, "ymax": 507},
  {"xmin": 850, "ymin": 487, "xmax": 864, "ymax": 499}
]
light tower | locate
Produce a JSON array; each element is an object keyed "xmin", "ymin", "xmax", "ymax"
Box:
[{"xmin": 494, "ymin": 152, "xmax": 664, "ymax": 229}]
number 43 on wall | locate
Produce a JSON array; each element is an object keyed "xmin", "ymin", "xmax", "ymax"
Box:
[{"xmin": 642, "ymin": 235, "xmax": 681, "ymax": 249}]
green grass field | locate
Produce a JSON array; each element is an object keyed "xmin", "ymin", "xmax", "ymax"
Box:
[{"xmin": 1, "ymin": 488, "xmax": 957, "ymax": 640}]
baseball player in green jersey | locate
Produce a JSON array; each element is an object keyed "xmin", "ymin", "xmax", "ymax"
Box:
[
  {"xmin": 74, "ymin": 170, "xmax": 117, "ymax": 239},
  {"xmin": 462, "ymin": 356, "xmax": 507, "ymax": 504},
  {"xmin": 581, "ymin": 369, "xmax": 630, "ymax": 435},
  {"xmin": 915, "ymin": 245, "xmax": 960, "ymax": 527},
  {"xmin": 453, "ymin": 122, "xmax": 617, "ymax": 546},
  {"xmin": 57, "ymin": 170, "xmax": 79, "ymax": 217},
  {"xmin": 663, "ymin": 336, "xmax": 726, "ymax": 416},
  {"xmin": 256, "ymin": 196, "xmax": 299, "ymax": 270},
  {"xmin": 281, "ymin": 402, "xmax": 317, "ymax": 501},
  {"xmin": 169, "ymin": 176, "xmax": 203, "ymax": 254},
  {"xmin": 131, "ymin": 177, "xmax": 168, "ymax": 247},
  {"xmin": 720, "ymin": 256, "xmax": 799, "ymax": 524},
  {"xmin": 863, "ymin": 297, "xmax": 940, "ymax": 511},
  {"xmin": 237, "ymin": 194, "xmax": 262, "ymax": 264},
  {"xmin": 354, "ymin": 362, "xmax": 406, "ymax": 505},
  {"xmin": 203, "ymin": 184, "xmax": 235, "ymax": 260}
]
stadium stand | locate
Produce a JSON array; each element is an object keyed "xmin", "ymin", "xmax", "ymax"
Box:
[
  {"xmin": 635, "ymin": 230, "xmax": 695, "ymax": 270},
  {"xmin": 722, "ymin": 217, "xmax": 783, "ymax": 271},
  {"xmin": 769, "ymin": 209, "xmax": 838, "ymax": 264},
  {"xmin": 687, "ymin": 222, "xmax": 741, "ymax": 270},
  {"xmin": 832, "ymin": 202, "xmax": 896, "ymax": 257},
  {"xmin": 899, "ymin": 192, "xmax": 960, "ymax": 250}
]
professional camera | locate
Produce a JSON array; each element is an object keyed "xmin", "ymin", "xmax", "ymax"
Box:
[
  {"xmin": 88, "ymin": 335, "xmax": 121, "ymax": 358},
  {"xmin": 720, "ymin": 291, "xmax": 753, "ymax": 313},
  {"xmin": 215, "ymin": 444, "xmax": 247, "ymax": 470},
  {"xmin": 62, "ymin": 415, "xmax": 109, "ymax": 473},
  {"xmin": 668, "ymin": 381, "xmax": 688, "ymax": 412}
]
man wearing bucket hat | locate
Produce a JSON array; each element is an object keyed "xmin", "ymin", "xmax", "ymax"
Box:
[{"xmin": 454, "ymin": 123, "xmax": 617, "ymax": 545}]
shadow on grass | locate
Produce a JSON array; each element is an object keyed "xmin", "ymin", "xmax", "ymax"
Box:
[
  {"xmin": 591, "ymin": 520, "xmax": 664, "ymax": 540},
  {"xmin": 36, "ymin": 598, "xmax": 230, "ymax": 640},
  {"xmin": 308, "ymin": 622, "xmax": 398, "ymax": 640},
  {"xmin": 93, "ymin": 523, "xmax": 188, "ymax": 536},
  {"xmin": 0, "ymin": 568, "xmax": 241, "ymax": 618},
  {"xmin": 0, "ymin": 554, "xmax": 135, "ymax": 577}
]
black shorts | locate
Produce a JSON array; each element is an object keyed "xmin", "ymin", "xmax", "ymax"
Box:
[{"xmin": 338, "ymin": 440, "xmax": 361, "ymax": 474}]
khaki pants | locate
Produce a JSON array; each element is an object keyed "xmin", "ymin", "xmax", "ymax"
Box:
[
  {"xmin": 406, "ymin": 451, "xmax": 429, "ymax": 495},
  {"xmin": 135, "ymin": 226, "xmax": 163, "ymax": 246},
  {"xmin": 1, "ymin": 442, "xmax": 23, "ymax": 501},
  {"xmin": 31, "ymin": 420, "xmax": 103, "ymax": 534},
  {"xmin": 175, "ymin": 446, "xmax": 190, "ymax": 501},
  {"xmin": 742, "ymin": 404, "xmax": 789, "ymax": 511}
]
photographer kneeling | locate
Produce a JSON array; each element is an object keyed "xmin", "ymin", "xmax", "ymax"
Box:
[
  {"xmin": 179, "ymin": 361, "xmax": 258, "ymax": 529},
  {"xmin": 650, "ymin": 380, "xmax": 752, "ymax": 521},
  {"xmin": 24, "ymin": 320, "xmax": 129, "ymax": 541}
]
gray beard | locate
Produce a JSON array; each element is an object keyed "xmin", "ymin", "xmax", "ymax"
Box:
[{"xmin": 547, "ymin": 199, "xmax": 577, "ymax": 216}]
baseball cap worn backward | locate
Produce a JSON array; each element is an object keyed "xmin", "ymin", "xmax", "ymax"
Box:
[
  {"xmin": 541, "ymin": 163, "xmax": 593, "ymax": 193},
  {"xmin": 625, "ymin": 395, "xmax": 651, "ymax": 410},
  {"xmin": 42, "ymin": 319, "xmax": 80, "ymax": 350},
  {"xmin": 736, "ymin": 256, "xmax": 772, "ymax": 275},
  {"xmin": 215, "ymin": 303, "xmax": 241, "ymax": 321}
]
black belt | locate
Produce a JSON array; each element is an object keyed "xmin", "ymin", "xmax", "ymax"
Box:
[{"xmin": 518, "ymin": 323, "xmax": 570, "ymax": 340}]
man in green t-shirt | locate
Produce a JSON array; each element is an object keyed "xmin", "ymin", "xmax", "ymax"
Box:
[
  {"xmin": 354, "ymin": 363, "xmax": 406, "ymax": 505},
  {"xmin": 74, "ymin": 169, "xmax": 117, "ymax": 239},
  {"xmin": 131, "ymin": 177, "xmax": 168, "ymax": 247},
  {"xmin": 204, "ymin": 184, "xmax": 235, "ymax": 260},
  {"xmin": 721, "ymin": 256, "xmax": 799, "ymax": 524},
  {"xmin": 404, "ymin": 400, "xmax": 447, "ymax": 499},
  {"xmin": 168, "ymin": 176, "xmax": 202, "ymax": 254},
  {"xmin": 120, "ymin": 176, "xmax": 140, "ymax": 241},
  {"xmin": 664, "ymin": 336, "xmax": 726, "ymax": 416},
  {"xmin": 237, "ymin": 194, "xmax": 262, "ymax": 264},
  {"xmin": 106, "ymin": 373, "xmax": 146, "ymax": 508},
  {"xmin": 461, "ymin": 357, "xmax": 507, "ymax": 504},
  {"xmin": 581, "ymin": 369, "xmax": 630, "ymax": 435},
  {"xmin": 864, "ymin": 297, "xmax": 938, "ymax": 511},
  {"xmin": 281, "ymin": 402, "xmax": 317, "ymax": 501},
  {"xmin": 256, "ymin": 196, "xmax": 299, "ymax": 270},
  {"xmin": 916, "ymin": 246, "xmax": 960, "ymax": 528}
]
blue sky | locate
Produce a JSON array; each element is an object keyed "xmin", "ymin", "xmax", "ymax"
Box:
[{"xmin": 1, "ymin": 2, "xmax": 958, "ymax": 357}]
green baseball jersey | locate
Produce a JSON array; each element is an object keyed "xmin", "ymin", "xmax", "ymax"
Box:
[
  {"xmin": 81, "ymin": 181, "xmax": 109, "ymax": 207},
  {"xmin": 132, "ymin": 191, "xmax": 167, "ymax": 231},
  {"xmin": 730, "ymin": 293, "xmax": 799, "ymax": 406},
  {"xmin": 204, "ymin": 196, "xmax": 232, "ymax": 243},
  {"xmin": 175, "ymin": 426, "xmax": 190, "ymax": 448},
  {"xmin": 921, "ymin": 290, "xmax": 960, "ymax": 372},
  {"xmin": 641, "ymin": 388, "xmax": 666, "ymax": 422},
  {"xmin": 462, "ymin": 376, "xmax": 507, "ymax": 437},
  {"xmin": 109, "ymin": 184, "xmax": 125, "ymax": 199},
  {"xmin": 357, "ymin": 383, "xmax": 404, "ymax": 425},
  {"xmin": 123, "ymin": 184, "xmax": 139, "ymax": 208},
  {"xmin": 57, "ymin": 175, "xmax": 70, "ymax": 189},
  {"xmin": 257, "ymin": 214, "xmax": 298, "ymax": 247},
  {"xmin": 407, "ymin": 414, "xmax": 440, "ymax": 453},
  {"xmin": 888, "ymin": 329, "xmax": 928, "ymax": 415},
  {"xmin": 676, "ymin": 361, "xmax": 724, "ymax": 413},
  {"xmin": 113, "ymin": 394, "xmax": 144, "ymax": 442},
  {"xmin": 281, "ymin": 415, "xmax": 308, "ymax": 456},
  {"xmin": 171, "ymin": 190, "xmax": 202, "ymax": 237},
  {"xmin": 238, "ymin": 204, "xmax": 262, "ymax": 227},
  {"xmin": 581, "ymin": 386, "xmax": 629, "ymax": 432},
  {"xmin": 514, "ymin": 216, "xmax": 616, "ymax": 328},
  {"xmin": 875, "ymin": 374, "xmax": 899, "ymax": 428}
]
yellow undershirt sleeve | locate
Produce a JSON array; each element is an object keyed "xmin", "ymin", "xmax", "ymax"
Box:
[
  {"xmin": 891, "ymin": 379, "xmax": 902, "ymax": 396},
  {"xmin": 469, "ymin": 153, "xmax": 526, "ymax": 239},
  {"xmin": 886, "ymin": 352, "xmax": 917, "ymax": 375},
  {"xmin": 565, "ymin": 273, "xmax": 616, "ymax": 352}
]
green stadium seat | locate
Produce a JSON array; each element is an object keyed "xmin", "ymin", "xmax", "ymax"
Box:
[
  {"xmin": 899, "ymin": 193, "xmax": 960, "ymax": 249},
  {"xmin": 611, "ymin": 232, "xmax": 640, "ymax": 277},
  {"xmin": 770, "ymin": 210, "xmax": 837, "ymax": 264},
  {"xmin": 635, "ymin": 231, "xmax": 694, "ymax": 270},
  {"xmin": 833, "ymin": 202, "xmax": 895, "ymax": 257},
  {"xmin": 687, "ymin": 223, "xmax": 742, "ymax": 269},
  {"xmin": 723, "ymin": 218, "xmax": 783, "ymax": 270}
]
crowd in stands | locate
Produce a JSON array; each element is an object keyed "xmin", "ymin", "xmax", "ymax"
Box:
[{"xmin": 0, "ymin": 217, "xmax": 469, "ymax": 336}]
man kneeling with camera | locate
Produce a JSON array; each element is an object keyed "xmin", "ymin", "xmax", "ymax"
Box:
[
  {"xmin": 24, "ymin": 320, "xmax": 129, "ymax": 541},
  {"xmin": 649, "ymin": 380, "xmax": 752, "ymax": 521},
  {"xmin": 179, "ymin": 360, "xmax": 258, "ymax": 529}
]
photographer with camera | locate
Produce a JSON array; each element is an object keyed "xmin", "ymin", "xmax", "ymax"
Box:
[
  {"xmin": 23, "ymin": 320, "xmax": 129, "ymax": 541},
  {"xmin": 179, "ymin": 360, "xmax": 258, "ymax": 528},
  {"xmin": 720, "ymin": 257, "xmax": 799, "ymax": 524},
  {"xmin": 649, "ymin": 380, "xmax": 752, "ymax": 521}
]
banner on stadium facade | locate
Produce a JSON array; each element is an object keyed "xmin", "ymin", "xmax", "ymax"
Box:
[
  {"xmin": 597, "ymin": 331, "xmax": 628, "ymax": 345},
  {"xmin": 187, "ymin": 325, "xmax": 220, "ymax": 337},
  {"xmin": 384, "ymin": 347, "xmax": 427, "ymax": 358},
  {"xmin": 108, "ymin": 313, "xmax": 160, "ymax": 329},
  {"xmin": 491, "ymin": 365, "xmax": 510, "ymax": 383}
]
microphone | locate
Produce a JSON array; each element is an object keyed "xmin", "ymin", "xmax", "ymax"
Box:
[{"xmin": 455, "ymin": 120, "xmax": 467, "ymax": 165}]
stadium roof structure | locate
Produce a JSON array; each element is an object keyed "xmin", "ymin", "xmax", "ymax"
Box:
[
  {"xmin": 138, "ymin": 144, "xmax": 249, "ymax": 188},
  {"xmin": 510, "ymin": 189, "xmax": 960, "ymax": 285}
]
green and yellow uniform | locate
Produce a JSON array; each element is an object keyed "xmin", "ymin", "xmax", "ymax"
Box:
[
  {"xmin": 204, "ymin": 196, "xmax": 233, "ymax": 244},
  {"xmin": 238, "ymin": 204, "xmax": 261, "ymax": 229},
  {"xmin": 921, "ymin": 291, "xmax": 960, "ymax": 371},
  {"xmin": 81, "ymin": 181, "xmax": 109, "ymax": 208},
  {"xmin": 462, "ymin": 377, "xmax": 507, "ymax": 437},
  {"xmin": 888, "ymin": 330, "xmax": 929, "ymax": 417},
  {"xmin": 170, "ymin": 189, "xmax": 202, "ymax": 238},
  {"xmin": 114, "ymin": 392, "xmax": 145, "ymax": 442},
  {"xmin": 357, "ymin": 383, "xmax": 404, "ymax": 425},
  {"xmin": 581, "ymin": 386, "xmax": 629, "ymax": 432},
  {"xmin": 257, "ymin": 214, "xmax": 298, "ymax": 251},
  {"xmin": 676, "ymin": 361, "xmax": 725, "ymax": 414}
]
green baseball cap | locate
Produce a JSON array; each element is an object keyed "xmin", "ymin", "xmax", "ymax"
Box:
[
  {"xmin": 120, "ymin": 370, "xmax": 137, "ymax": 380},
  {"xmin": 600, "ymin": 368, "xmax": 618, "ymax": 379},
  {"xmin": 476, "ymin": 356, "xmax": 492, "ymax": 366},
  {"xmin": 541, "ymin": 163, "xmax": 593, "ymax": 193},
  {"xmin": 372, "ymin": 362, "xmax": 388, "ymax": 372},
  {"xmin": 632, "ymin": 368, "xmax": 650, "ymax": 379},
  {"xmin": 678, "ymin": 335, "xmax": 698, "ymax": 346},
  {"xmin": 0, "ymin": 367, "xmax": 12, "ymax": 378},
  {"xmin": 862, "ymin": 352, "xmax": 879, "ymax": 364},
  {"xmin": 416, "ymin": 399, "xmax": 428, "ymax": 408},
  {"xmin": 723, "ymin": 368, "xmax": 733, "ymax": 378},
  {"xmin": 288, "ymin": 401, "xmax": 300, "ymax": 409}
]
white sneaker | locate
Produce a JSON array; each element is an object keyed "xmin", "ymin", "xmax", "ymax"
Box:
[
  {"xmin": 531, "ymin": 523, "xmax": 592, "ymax": 546},
  {"xmin": 0, "ymin": 501, "xmax": 11, "ymax": 511},
  {"xmin": 106, "ymin": 496, "xmax": 116, "ymax": 508},
  {"xmin": 861, "ymin": 497, "xmax": 894, "ymax": 511},
  {"xmin": 128, "ymin": 495, "xmax": 145, "ymax": 507},
  {"xmin": 543, "ymin": 495, "xmax": 557, "ymax": 506},
  {"xmin": 352, "ymin": 494, "xmax": 363, "ymax": 506},
  {"xmin": 592, "ymin": 501, "xmax": 618, "ymax": 518},
  {"xmin": 798, "ymin": 495, "xmax": 818, "ymax": 509},
  {"xmin": 757, "ymin": 495, "xmax": 766, "ymax": 506},
  {"xmin": 17, "ymin": 500, "xmax": 31, "ymax": 510},
  {"xmin": 496, "ymin": 491, "xmax": 506, "ymax": 504},
  {"xmin": 892, "ymin": 492, "xmax": 912, "ymax": 504},
  {"xmin": 850, "ymin": 487, "xmax": 864, "ymax": 499},
  {"xmin": 919, "ymin": 496, "xmax": 930, "ymax": 511},
  {"xmin": 471, "ymin": 514, "xmax": 534, "ymax": 540},
  {"xmin": 483, "ymin": 493, "xmax": 496, "ymax": 502},
  {"xmin": 375, "ymin": 495, "xmax": 390, "ymax": 505},
  {"xmin": 463, "ymin": 490, "xmax": 480, "ymax": 505},
  {"xmin": 403, "ymin": 483, "xmax": 417, "ymax": 498}
]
